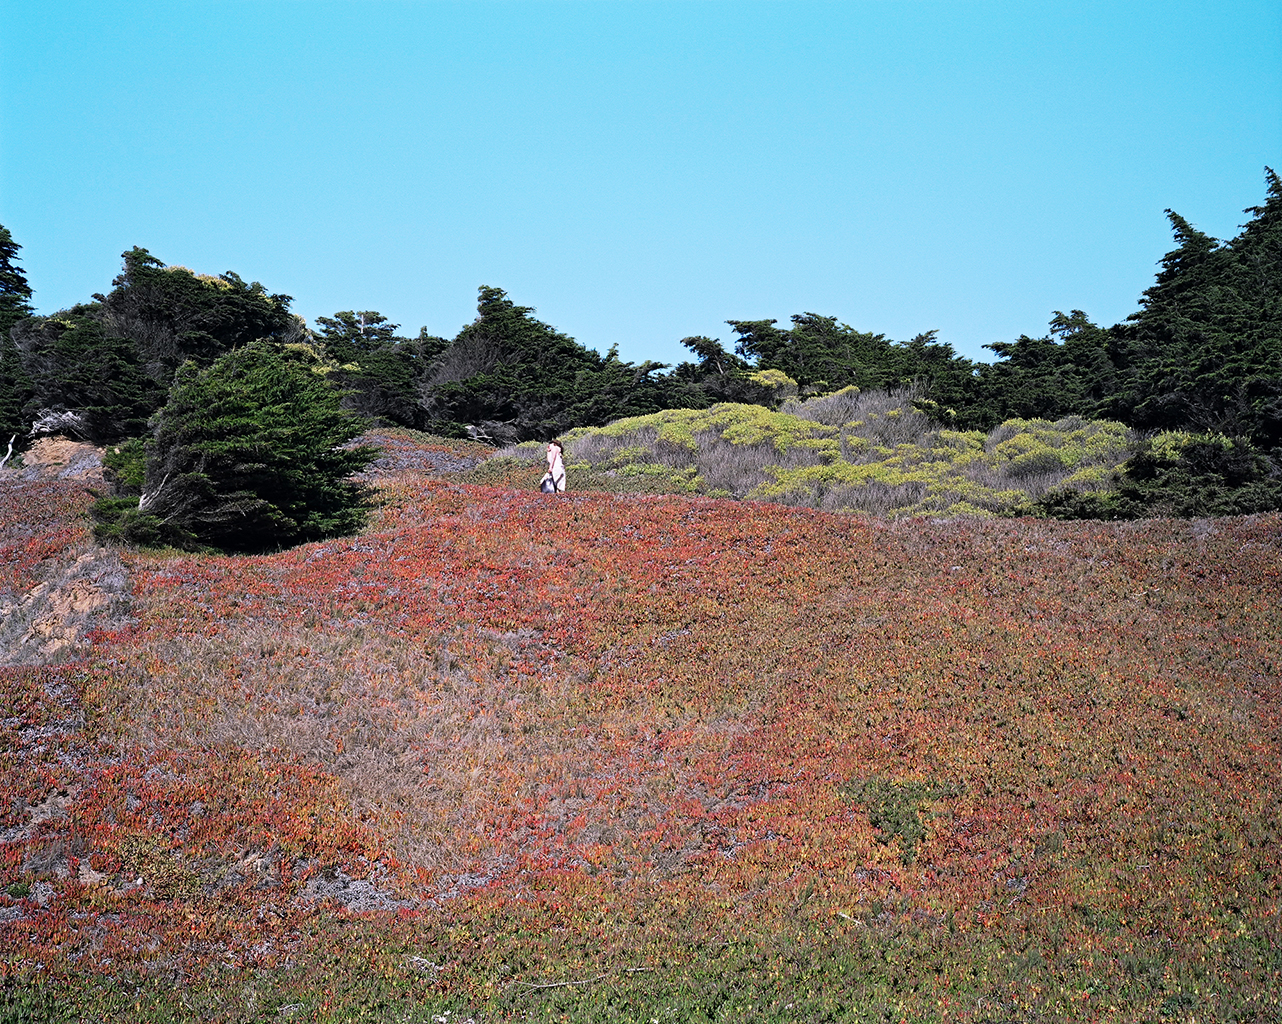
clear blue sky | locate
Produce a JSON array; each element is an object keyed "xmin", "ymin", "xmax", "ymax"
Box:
[{"xmin": 2, "ymin": 0, "xmax": 1278, "ymax": 366}]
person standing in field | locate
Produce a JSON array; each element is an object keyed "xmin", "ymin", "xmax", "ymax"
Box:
[{"xmin": 545, "ymin": 439, "xmax": 566, "ymax": 493}]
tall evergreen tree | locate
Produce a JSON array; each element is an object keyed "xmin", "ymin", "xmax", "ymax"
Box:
[
  {"xmin": 663, "ymin": 335, "xmax": 758, "ymax": 407},
  {"xmin": 96, "ymin": 246, "xmax": 303, "ymax": 386},
  {"xmin": 0, "ymin": 226, "xmax": 36, "ymax": 446},
  {"xmin": 727, "ymin": 313, "xmax": 978, "ymax": 419},
  {"xmin": 729, "ymin": 315, "xmax": 899, "ymax": 391},
  {"xmin": 13, "ymin": 306, "xmax": 163, "ymax": 442},
  {"xmin": 134, "ymin": 342, "xmax": 374, "ymax": 552},
  {"xmin": 1223, "ymin": 167, "xmax": 1282, "ymax": 447},
  {"xmin": 894, "ymin": 330, "xmax": 978, "ymax": 421},
  {"xmin": 315, "ymin": 311, "xmax": 445, "ymax": 429},
  {"xmin": 964, "ymin": 311, "xmax": 1117, "ymax": 428},
  {"xmin": 1111, "ymin": 169, "xmax": 1282, "ymax": 446},
  {"xmin": 0, "ymin": 331, "xmax": 31, "ymax": 449},
  {"xmin": 0, "ymin": 225, "xmax": 35, "ymax": 337},
  {"xmin": 314, "ymin": 310, "xmax": 402, "ymax": 364},
  {"xmin": 11, "ymin": 247, "xmax": 307, "ymax": 446},
  {"xmin": 421, "ymin": 286, "xmax": 664, "ymax": 441}
]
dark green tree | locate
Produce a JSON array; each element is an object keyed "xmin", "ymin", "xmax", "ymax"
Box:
[
  {"xmin": 0, "ymin": 331, "xmax": 32, "ymax": 450},
  {"xmin": 0, "ymin": 225, "xmax": 36, "ymax": 447},
  {"xmin": 13, "ymin": 306, "xmax": 164, "ymax": 443},
  {"xmin": 1033, "ymin": 433, "xmax": 1282, "ymax": 520},
  {"xmin": 565, "ymin": 344, "xmax": 673, "ymax": 426},
  {"xmin": 728, "ymin": 313, "xmax": 978, "ymax": 415},
  {"xmin": 314, "ymin": 310, "xmax": 402, "ymax": 364},
  {"xmin": 421, "ymin": 286, "xmax": 665, "ymax": 440},
  {"xmin": 0, "ymin": 225, "xmax": 35, "ymax": 338},
  {"xmin": 1110, "ymin": 169, "xmax": 1282, "ymax": 447},
  {"xmin": 315, "ymin": 312, "xmax": 445, "ymax": 428},
  {"xmin": 96, "ymin": 247, "xmax": 303, "ymax": 386},
  {"xmin": 662, "ymin": 335, "xmax": 758, "ymax": 407},
  {"xmin": 1049, "ymin": 311, "xmax": 1120, "ymax": 415},
  {"xmin": 962, "ymin": 311, "xmax": 1118, "ymax": 428},
  {"xmin": 9, "ymin": 247, "xmax": 307, "ymax": 447},
  {"xmin": 893, "ymin": 330, "xmax": 977, "ymax": 422},
  {"xmin": 730, "ymin": 316, "xmax": 877, "ymax": 390},
  {"xmin": 114, "ymin": 342, "xmax": 374, "ymax": 552}
]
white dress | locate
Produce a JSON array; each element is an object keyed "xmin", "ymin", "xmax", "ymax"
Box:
[{"xmin": 546, "ymin": 445, "xmax": 566, "ymax": 492}]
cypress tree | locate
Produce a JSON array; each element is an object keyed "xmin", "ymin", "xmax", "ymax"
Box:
[
  {"xmin": 131, "ymin": 342, "xmax": 375, "ymax": 552},
  {"xmin": 0, "ymin": 225, "xmax": 34, "ymax": 335},
  {"xmin": 1113, "ymin": 169, "xmax": 1282, "ymax": 447},
  {"xmin": 0, "ymin": 225, "xmax": 35, "ymax": 447}
]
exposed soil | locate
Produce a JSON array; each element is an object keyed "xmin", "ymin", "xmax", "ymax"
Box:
[
  {"xmin": 0, "ymin": 436, "xmax": 124, "ymax": 664},
  {"xmin": 1, "ymin": 435, "xmax": 105, "ymax": 484}
]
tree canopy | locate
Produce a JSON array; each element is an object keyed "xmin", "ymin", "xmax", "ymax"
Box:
[
  {"xmin": 418, "ymin": 286, "xmax": 670, "ymax": 441},
  {"xmin": 0, "ymin": 225, "xmax": 34, "ymax": 337},
  {"xmin": 119, "ymin": 342, "xmax": 375, "ymax": 552},
  {"xmin": 7, "ymin": 169, "xmax": 1282, "ymax": 522},
  {"xmin": 0, "ymin": 226, "xmax": 36, "ymax": 446},
  {"xmin": 1109, "ymin": 170, "xmax": 1282, "ymax": 447},
  {"xmin": 95, "ymin": 247, "xmax": 304, "ymax": 384},
  {"xmin": 957, "ymin": 169, "xmax": 1282, "ymax": 443},
  {"xmin": 8, "ymin": 244, "xmax": 307, "ymax": 445},
  {"xmin": 315, "ymin": 311, "xmax": 446, "ymax": 429}
]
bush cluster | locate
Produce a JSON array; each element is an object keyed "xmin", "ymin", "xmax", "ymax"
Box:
[
  {"xmin": 504, "ymin": 391, "xmax": 1134, "ymax": 517},
  {"xmin": 92, "ymin": 343, "xmax": 374, "ymax": 552}
]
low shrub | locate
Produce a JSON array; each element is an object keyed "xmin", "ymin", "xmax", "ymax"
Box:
[
  {"xmin": 90, "ymin": 496, "xmax": 171, "ymax": 548},
  {"xmin": 1032, "ymin": 431, "xmax": 1282, "ymax": 519}
]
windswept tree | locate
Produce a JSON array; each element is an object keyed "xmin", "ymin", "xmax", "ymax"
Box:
[
  {"xmin": 727, "ymin": 313, "xmax": 977, "ymax": 417},
  {"xmin": 1098, "ymin": 168, "xmax": 1282, "ymax": 447},
  {"xmin": 421, "ymin": 286, "xmax": 668, "ymax": 441},
  {"xmin": 0, "ymin": 331, "xmax": 31, "ymax": 450},
  {"xmin": 314, "ymin": 310, "xmax": 402, "ymax": 364},
  {"xmin": 96, "ymin": 246, "xmax": 305, "ymax": 386},
  {"xmin": 13, "ymin": 306, "xmax": 163, "ymax": 442},
  {"xmin": 0, "ymin": 225, "xmax": 34, "ymax": 337},
  {"xmin": 662, "ymin": 335, "xmax": 760, "ymax": 407},
  {"xmin": 11, "ymin": 246, "xmax": 308, "ymax": 445},
  {"xmin": 0, "ymin": 225, "xmax": 35, "ymax": 446},
  {"xmin": 315, "ymin": 311, "xmax": 446, "ymax": 428},
  {"xmin": 964, "ymin": 311, "xmax": 1118, "ymax": 428},
  {"xmin": 730, "ymin": 314, "xmax": 899, "ymax": 391},
  {"xmin": 111, "ymin": 342, "xmax": 375, "ymax": 552}
]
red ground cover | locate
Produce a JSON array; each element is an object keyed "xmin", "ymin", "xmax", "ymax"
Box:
[{"xmin": 2, "ymin": 435, "xmax": 1279, "ymax": 1021}]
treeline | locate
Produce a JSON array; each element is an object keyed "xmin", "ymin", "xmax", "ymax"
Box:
[
  {"xmin": 713, "ymin": 171, "xmax": 1282, "ymax": 453},
  {"xmin": 1, "ymin": 170, "xmax": 1278, "ymax": 526}
]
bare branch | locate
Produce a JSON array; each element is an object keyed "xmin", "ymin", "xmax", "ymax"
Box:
[{"xmin": 138, "ymin": 473, "xmax": 170, "ymax": 512}]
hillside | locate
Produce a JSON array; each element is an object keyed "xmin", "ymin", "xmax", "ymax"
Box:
[{"xmin": 2, "ymin": 430, "xmax": 1280, "ymax": 1022}]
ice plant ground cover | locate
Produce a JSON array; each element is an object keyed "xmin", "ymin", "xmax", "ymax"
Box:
[{"xmin": 1, "ymin": 430, "xmax": 1280, "ymax": 1022}]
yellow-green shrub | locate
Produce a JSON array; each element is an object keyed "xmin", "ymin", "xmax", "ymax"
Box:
[{"xmin": 543, "ymin": 399, "xmax": 1137, "ymax": 517}]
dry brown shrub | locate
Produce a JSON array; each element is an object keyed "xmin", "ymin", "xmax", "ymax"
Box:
[
  {"xmin": 814, "ymin": 479, "xmax": 929, "ymax": 515},
  {"xmin": 694, "ymin": 431, "xmax": 831, "ymax": 498},
  {"xmin": 780, "ymin": 386, "xmax": 865, "ymax": 426},
  {"xmin": 694, "ymin": 436, "xmax": 776, "ymax": 498},
  {"xmin": 562, "ymin": 427, "xmax": 662, "ymax": 468},
  {"xmin": 787, "ymin": 386, "xmax": 933, "ymax": 449}
]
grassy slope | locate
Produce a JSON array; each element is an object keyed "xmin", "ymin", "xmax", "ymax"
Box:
[{"xmin": 2, "ymin": 428, "xmax": 1280, "ymax": 1022}]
